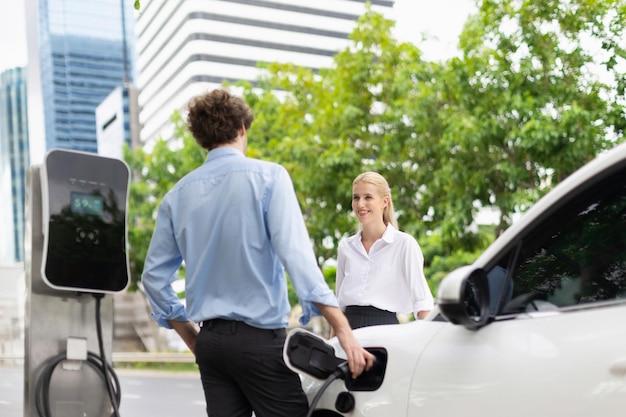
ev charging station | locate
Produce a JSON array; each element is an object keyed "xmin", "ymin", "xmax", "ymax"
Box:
[{"xmin": 24, "ymin": 149, "xmax": 131, "ymax": 417}]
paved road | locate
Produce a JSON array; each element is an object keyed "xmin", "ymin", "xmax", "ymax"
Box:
[{"xmin": 0, "ymin": 365, "xmax": 206, "ymax": 417}]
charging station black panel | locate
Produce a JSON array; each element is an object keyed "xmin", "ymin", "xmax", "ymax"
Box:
[{"xmin": 41, "ymin": 149, "xmax": 130, "ymax": 293}]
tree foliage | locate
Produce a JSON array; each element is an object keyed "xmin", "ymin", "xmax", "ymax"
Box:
[
  {"xmin": 125, "ymin": 1, "xmax": 626, "ymax": 295},
  {"xmin": 237, "ymin": 10, "xmax": 444, "ymax": 266},
  {"xmin": 428, "ymin": 0, "xmax": 626, "ymax": 238},
  {"xmin": 238, "ymin": 1, "xmax": 625, "ymax": 260}
]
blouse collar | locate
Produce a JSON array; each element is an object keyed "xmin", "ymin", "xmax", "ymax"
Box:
[{"xmin": 347, "ymin": 223, "xmax": 397, "ymax": 247}]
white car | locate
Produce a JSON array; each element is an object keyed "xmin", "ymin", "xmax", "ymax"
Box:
[{"xmin": 285, "ymin": 141, "xmax": 626, "ymax": 417}]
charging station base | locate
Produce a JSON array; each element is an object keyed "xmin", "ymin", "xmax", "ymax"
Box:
[{"xmin": 23, "ymin": 291, "xmax": 115, "ymax": 417}]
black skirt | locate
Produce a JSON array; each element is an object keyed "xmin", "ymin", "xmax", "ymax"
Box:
[{"xmin": 344, "ymin": 305, "xmax": 399, "ymax": 329}]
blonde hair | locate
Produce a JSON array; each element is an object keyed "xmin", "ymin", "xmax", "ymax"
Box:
[{"xmin": 353, "ymin": 171, "xmax": 398, "ymax": 229}]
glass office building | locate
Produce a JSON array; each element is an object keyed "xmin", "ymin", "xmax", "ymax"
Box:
[
  {"xmin": 0, "ymin": 67, "xmax": 29, "ymax": 263},
  {"xmin": 25, "ymin": 0, "xmax": 137, "ymax": 160},
  {"xmin": 136, "ymin": 0, "xmax": 396, "ymax": 144}
]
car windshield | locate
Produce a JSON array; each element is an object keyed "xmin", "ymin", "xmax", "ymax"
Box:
[{"xmin": 488, "ymin": 166, "xmax": 626, "ymax": 315}]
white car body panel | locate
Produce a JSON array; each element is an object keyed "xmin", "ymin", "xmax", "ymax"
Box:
[{"xmin": 411, "ymin": 304, "xmax": 626, "ymax": 416}]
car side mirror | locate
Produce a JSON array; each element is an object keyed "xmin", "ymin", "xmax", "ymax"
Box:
[{"xmin": 437, "ymin": 266, "xmax": 490, "ymax": 330}]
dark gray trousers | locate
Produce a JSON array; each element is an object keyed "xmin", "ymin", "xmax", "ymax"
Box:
[{"xmin": 195, "ymin": 319, "xmax": 308, "ymax": 417}]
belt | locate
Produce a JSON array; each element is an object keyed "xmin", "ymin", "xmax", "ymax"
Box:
[
  {"xmin": 345, "ymin": 305, "xmax": 396, "ymax": 317},
  {"xmin": 200, "ymin": 318, "xmax": 239, "ymax": 332},
  {"xmin": 200, "ymin": 318, "xmax": 284, "ymax": 336}
]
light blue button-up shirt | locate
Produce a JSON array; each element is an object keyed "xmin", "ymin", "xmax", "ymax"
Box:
[{"xmin": 141, "ymin": 147, "xmax": 338, "ymax": 330}]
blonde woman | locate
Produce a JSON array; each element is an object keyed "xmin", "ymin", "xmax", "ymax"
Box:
[{"xmin": 336, "ymin": 172, "xmax": 434, "ymax": 329}]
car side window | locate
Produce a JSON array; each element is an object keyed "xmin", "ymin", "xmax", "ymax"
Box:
[{"xmin": 488, "ymin": 168, "xmax": 626, "ymax": 315}]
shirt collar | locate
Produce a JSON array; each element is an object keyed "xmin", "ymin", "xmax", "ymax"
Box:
[
  {"xmin": 381, "ymin": 223, "xmax": 397, "ymax": 242},
  {"xmin": 206, "ymin": 146, "xmax": 244, "ymax": 163},
  {"xmin": 347, "ymin": 223, "xmax": 397, "ymax": 246}
]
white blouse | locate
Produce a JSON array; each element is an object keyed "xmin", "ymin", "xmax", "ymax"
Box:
[{"xmin": 335, "ymin": 224, "xmax": 434, "ymax": 318}]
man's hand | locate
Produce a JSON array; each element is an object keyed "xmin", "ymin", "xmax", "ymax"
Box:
[
  {"xmin": 167, "ymin": 320, "xmax": 199, "ymax": 354},
  {"xmin": 314, "ymin": 304, "xmax": 375, "ymax": 379}
]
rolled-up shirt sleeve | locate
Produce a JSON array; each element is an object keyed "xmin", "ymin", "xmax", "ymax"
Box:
[
  {"xmin": 296, "ymin": 283, "xmax": 340, "ymax": 326},
  {"xmin": 265, "ymin": 167, "xmax": 338, "ymax": 325},
  {"xmin": 141, "ymin": 198, "xmax": 191, "ymax": 328},
  {"xmin": 403, "ymin": 238, "xmax": 434, "ymax": 316}
]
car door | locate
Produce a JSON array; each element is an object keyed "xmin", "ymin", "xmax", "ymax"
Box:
[{"xmin": 409, "ymin": 161, "xmax": 626, "ymax": 416}]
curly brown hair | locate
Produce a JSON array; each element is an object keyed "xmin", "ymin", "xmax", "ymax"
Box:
[{"xmin": 186, "ymin": 89, "xmax": 254, "ymax": 150}]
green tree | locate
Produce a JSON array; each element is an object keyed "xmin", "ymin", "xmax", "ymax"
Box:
[
  {"xmin": 412, "ymin": 0, "xmax": 626, "ymax": 242},
  {"xmin": 238, "ymin": 0, "xmax": 625, "ymax": 277},
  {"xmin": 125, "ymin": 1, "xmax": 626, "ymax": 298},
  {"xmin": 237, "ymin": 9, "xmax": 443, "ymax": 269}
]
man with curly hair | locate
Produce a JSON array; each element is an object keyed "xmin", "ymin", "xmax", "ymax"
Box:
[{"xmin": 142, "ymin": 88, "xmax": 373, "ymax": 417}]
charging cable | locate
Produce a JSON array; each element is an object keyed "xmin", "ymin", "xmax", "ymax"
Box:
[
  {"xmin": 94, "ymin": 293, "xmax": 122, "ymax": 417},
  {"xmin": 305, "ymin": 361, "xmax": 350, "ymax": 417},
  {"xmin": 34, "ymin": 350, "xmax": 121, "ymax": 417}
]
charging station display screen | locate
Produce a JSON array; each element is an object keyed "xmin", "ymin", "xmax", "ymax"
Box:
[
  {"xmin": 71, "ymin": 192, "xmax": 104, "ymax": 216},
  {"xmin": 42, "ymin": 149, "xmax": 131, "ymax": 293}
]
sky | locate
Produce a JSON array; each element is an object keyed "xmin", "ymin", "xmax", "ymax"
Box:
[
  {"xmin": 0, "ymin": 1, "xmax": 28, "ymax": 72},
  {"xmin": 0, "ymin": 0, "xmax": 475, "ymax": 73},
  {"xmin": 393, "ymin": 0, "xmax": 475, "ymax": 60}
]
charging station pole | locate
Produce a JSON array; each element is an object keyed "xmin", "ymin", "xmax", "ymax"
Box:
[{"xmin": 23, "ymin": 149, "xmax": 131, "ymax": 417}]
